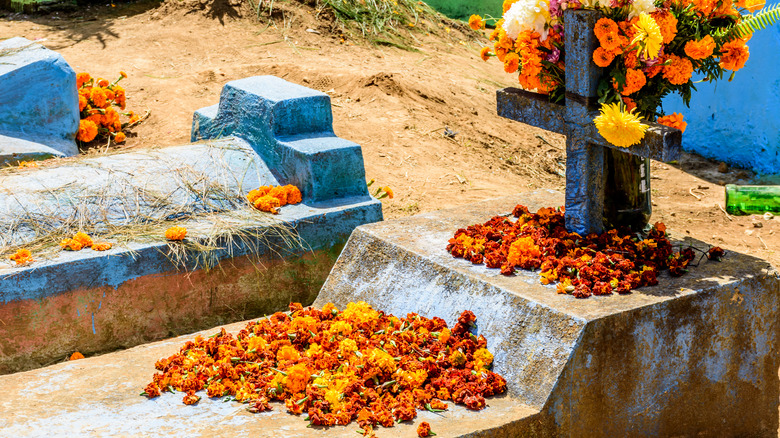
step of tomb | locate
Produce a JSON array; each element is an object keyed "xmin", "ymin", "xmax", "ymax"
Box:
[
  {"xmin": 315, "ymin": 192, "xmax": 780, "ymax": 437},
  {"xmin": 0, "ymin": 318, "xmax": 540, "ymax": 437}
]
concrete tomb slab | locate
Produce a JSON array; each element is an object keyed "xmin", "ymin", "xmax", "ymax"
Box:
[
  {"xmin": 0, "ymin": 37, "xmax": 79, "ymax": 162},
  {"xmin": 315, "ymin": 192, "xmax": 780, "ymax": 437},
  {"xmin": 0, "ymin": 76, "xmax": 382, "ymax": 374},
  {"xmin": 0, "ymin": 318, "xmax": 539, "ymax": 438}
]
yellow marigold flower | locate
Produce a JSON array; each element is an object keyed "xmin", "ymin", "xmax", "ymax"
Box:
[
  {"xmin": 506, "ymin": 236, "xmax": 541, "ymax": 267},
  {"xmin": 594, "ymin": 102, "xmax": 648, "ymax": 148},
  {"xmin": 306, "ymin": 342, "xmax": 323, "ymax": 358},
  {"xmin": 438, "ymin": 327, "xmax": 451, "ymax": 344},
  {"xmin": 737, "ymin": 0, "xmax": 765, "ymax": 12},
  {"xmin": 324, "ymin": 389, "xmax": 345, "ymax": 412},
  {"xmin": 329, "ymin": 320, "xmax": 353, "ymax": 337},
  {"xmin": 449, "ymin": 350, "xmax": 466, "ymax": 366},
  {"xmin": 631, "ymin": 13, "xmax": 663, "ymax": 59},
  {"xmin": 468, "ymin": 14, "xmax": 485, "ymax": 31},
  {"xmin": 341, "ymin": 301, "xmax": 380, "ymax": 324},
  {"xmin": 474, "ymin": 348, "xmax": 494, "ymax": 367},
  {"xmin": 91, "ymin": 242, "xmax": 112, "ymax": 251},
  {"xmin": 480, "ymin": 46, "xmax": 492, "ymax": 61},
  {"xmin": 657, "ymin": 113, "xmax": 687, "ymax": 133},
  {"xmin": 339, "ymin": 338, "xmax": 358, "ymax": 356},
  {"xmin": 684, "ymin": 35, "xmax": 715, "ymax": 60},
  {"xmin": 165, "ymin": 225, "xmax": 187, "ymax": 241}
]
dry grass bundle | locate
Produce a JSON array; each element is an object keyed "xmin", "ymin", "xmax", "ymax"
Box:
[{"xmin": 0, "ymin": 140, "xmax": 303, "ymax": 272}]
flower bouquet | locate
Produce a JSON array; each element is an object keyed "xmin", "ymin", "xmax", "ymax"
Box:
[{"xmin": 471, "ymin": 0, "xmax": 778, "ymax": 146}]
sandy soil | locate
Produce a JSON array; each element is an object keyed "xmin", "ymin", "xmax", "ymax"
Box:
[{"xmin": 1, "ymin": 0, "xmax": 777, "ymax": 269}]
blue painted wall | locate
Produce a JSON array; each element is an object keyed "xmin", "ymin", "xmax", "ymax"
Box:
[{"xmin": 662, "ymin": 25, "xmax": 780, "ymax": 175}]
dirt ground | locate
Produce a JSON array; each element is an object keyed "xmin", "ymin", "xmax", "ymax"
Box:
[{"xmin": 1, "ymin": 0, "xmax": 777, "ymax": 270}]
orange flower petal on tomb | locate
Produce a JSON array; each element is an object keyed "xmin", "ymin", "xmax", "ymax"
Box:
[
  {"xmin": 70, "ymin": 352, "xmax": 85, "ymax": 361},
  {"xmin": 8, "ymin": 248, "xmax": 34, "ymax": 265},
  {"xmin": 91, "ymin": 242, "xmax": 113, "ymax": 251},
  {"xmin": 657, "ymin": 113, "xmax": 687, "ymax": 133},
  {"xmin": 73, "ymin": 232, "xmax": 94, "ymax": 248},
  {"xmin": 165, "ymin": 226, "xmax": 187, "ymax": 241}
]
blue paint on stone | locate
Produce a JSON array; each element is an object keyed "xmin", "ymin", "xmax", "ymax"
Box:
[
  {"xmin": 663, "ymin": 26, "xmax": 780, "ymax": 174},
  {"xmin": 0, "ymin": 37, "xmax": 79, "ymax": 161},
  {"xmin": 192, "ymin": 76, "xmax": 372, "ymax": 203}
]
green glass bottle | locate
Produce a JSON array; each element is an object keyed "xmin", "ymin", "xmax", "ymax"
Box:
[{"xmin": 725, "ymin": 184, "xmax": 780, "ymax": 215}]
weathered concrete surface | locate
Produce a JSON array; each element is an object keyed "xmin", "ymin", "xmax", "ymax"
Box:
[
  {"xmin": 315, "ymin": 192, "xmax": 780, "ymax": 436},
  {"xmin": 0, "ymin": 37, "xmax": 79, "ymax": 160},
  {"xmin": 0, "ymin": 318, "xmax": 540, "ymax": 438}
]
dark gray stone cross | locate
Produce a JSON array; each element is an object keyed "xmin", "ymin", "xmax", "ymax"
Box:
[{"xmin": 497, "ymin": 9, "xmax": 682, "ymax": 236}]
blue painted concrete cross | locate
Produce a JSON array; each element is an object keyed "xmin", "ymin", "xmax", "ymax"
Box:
[{"xmin": 497, "ymin": 9, "xmax": 682, "ymax": 236}]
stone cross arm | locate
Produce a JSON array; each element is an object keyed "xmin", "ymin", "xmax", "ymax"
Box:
[{"xmin": 497, "ymin": 87, "xmax": 682, "ymax": 163}]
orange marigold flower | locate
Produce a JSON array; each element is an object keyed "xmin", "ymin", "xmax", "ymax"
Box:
[
  {"xmin": 662, "ymin": 54, "xmax": 694, "ymax": 85},
  {"xmin": 76, "ymin": 119, "xmax": 99, "ymax": 143},
  {"xmin": 253, "ymin": 195, "xmax": 281, "ymax": 214},
  {"xmin": 503, "ymin": 52, "xmax": 520, "ymax": 73},
  {"xmin": 468, "ymin": 15, "xmax": 485, "ymax": 31},
  {"xmin": 283, "ymin": 363, "xmax": 310, "ymax": 394},
  {"xmin": 622, "ymin": 96, "xmax": 637, "ymax": 112},
  {"xmin": 592, "ymin": 47, "xmax": 615, "ymax": 67},
  {"xmin": 480, "ymin": 46, "xmax": 492, "ymax": 61},
  {"xmin": 114, "ymin": 132, "xmax": 126, "ymax": 143},
  {"xmin": 97, "ymin": 79, "xmax": 109, "ymax": 88},
  {"xmin": 417, "ymin": 421, "xmax": 433, "ymax": 437},
  {"xmin": 657, "ymin": 113, "xmax": 687, "ymax": 133},
  {"xmin": 594, "ymin": 18, "xmax": 618, "ymax": 41},
  {"xmin": 78, "ymin": 94, "xmax": 88, "ymax": 112},
  {"xmin": 91, "ymin": 242, "xmax": 113, "ymax": 251},
  {"xmin": 76, "ymin": 72, "xmax": 91, "ymax": 88},
  {"xmin": 651, "ymin": 11, "xmax": 678, "ymax": 45},
  {"xmin": 182, "ymin": 394, "xmax": 200, "ymax": 405},
  {"xmin": 165, "ymin": 226, "xmax": 187, "ymax": 241},
  {"xmin": 8, "ymin": 248, "xmax": 33, "ymax": 265},
  {"xmin": 120, "ymin": 71, "xmax": 128, "ymax": 78},
  {"xmin": 719, "ymin": 38, "xmax": 750, "ymax": 71},
  {"xmin": 684, "ymin": 35, "xmax": 715, "ymax": 60},
  {"xmin": 70, "ymin": 352, "xmax": 85, "ymax": 361},
  {"xmin": 73, "ymin": 232, "xmax": 94, "ymax": 248},
  {"xmin": 381, "ymin": 186, "xmax": 394, "ymax": 199},
  {"xmin": 247, "ymin": 186, "xmax": 271, "ymax": 204},
  {"xmin": 598, "ymin": 32, "xmax": 621, "ymax": 52},
  {"xmin": 128, "ymin": 112, "xmax": 141, "ymax": 124},
  {"xmin": 113, "ymin": 86, "xmax": 127, "ymax": 110},
  {"xmin": 622, "ymin": 68, "xmax": 647, "ymax": 95},
  {"xmin": 503, "ymin": 0, "xmax": 518, "ymax": 13},
  {"xmin": 284, "ymin": 185, "xmax": 302, "ymax": 204},
  {"xmin": 60, "ymin": 238, "xmax": 83, "ymax": 251},
  {"xmin": 89, "ymin": 87, "xmax": 108, "ymax": 108}
]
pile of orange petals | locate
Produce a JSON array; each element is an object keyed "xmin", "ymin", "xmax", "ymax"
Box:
[
  {"xmin": 247, "ymin": 185, "xmax": 302, "ymax": 214},
  {"xmin": 8, "ymin": 248, "xmax": 33, "ymax": 265},
  {"xmin": 446, "ymin": 205, "xmax": 716, "ymax": 298},
  {"xmin": 143, "ymin": 302, "xmax": 506, "ymax": 431},
  {"xmin": 59, "ymin": 232, "xmax": 112, "ymax": 252}
]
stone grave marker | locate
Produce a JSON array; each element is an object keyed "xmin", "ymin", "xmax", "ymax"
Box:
[
  {"xmin": 496, "ymin": 10, "xmax": 682, "ymax": 235},
  {"xmin": 0, "ymin": 75, "xmax": 382, "ymax": 374},
  {"xmin": 0, "ymin": 37, "xmax": 79, "ymax": 164}
]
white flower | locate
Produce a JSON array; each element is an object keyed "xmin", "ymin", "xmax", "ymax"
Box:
[
  {"xmin": 628, "ymin": 0, "xmax": 658, "ymax": 19},
  {"xmin": 502, "ymin": 0, "xmax": 551, "ymax": 40}
]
